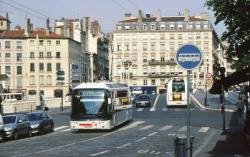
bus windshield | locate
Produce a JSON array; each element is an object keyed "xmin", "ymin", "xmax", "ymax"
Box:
[
  {"xmin": 172, "ymin": 82, "xmax": 185, "ymax": 92},
  {"xmin": 72, "ymin": 89, "xmax": 108, "ymax": 117}
]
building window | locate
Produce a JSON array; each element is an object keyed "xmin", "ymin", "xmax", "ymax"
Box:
[
  {"xmin": 47, "ymin": 51, "xmax": 52, "ymax": 58},
  {"xmin": 204, "ymin": 24, "xmax": 208, "ymax": 29},
  {"xmin": 204, "ymin": 33, "xmax": 208, "ymax": 39},
  {"xmin": 56, "ymin": 40, "xmax": 60, "ymax": 45},
  {"xmin": 160, "ymin": 57, "xmax": 165, "ymax": 62},
  {"xmin": 170, "ymin": 34, "xmax": 175, "ymax": 40},
  {"xmin": 47, "ymin": 63, "xmax": 52, "ymax": 72},
  {"xmin": 17, "ymin": 66, "xmax": 22, "ymax": 75},
  {"xmin": 47, "ymin": 75, "xmax": 52, "ymax": 85},
  {"xmin": 151, "ymin": 42, "xmax": 156, "ymax": 51},
  {"xmin": 39, "ymin": 52, "xmax": 44, "ymax": 58},
  {"xmin": 196, "ymin": 24, "xmax": 201, "ymax": 29},
  {"xmin": 151, "ymin": 79, "xmax": 156, "ymax": 85},
  {"xmin": 30, "ymin": 63, "xmax": 35, "ymax": 72},
  {"xmin": 188, "ymin": 33, "xmax": 193, "ymax": 39},
  {"xmin": 132, "ymin": 43, "xmax": 137, "ymax": 51},
  {"xmin": 117, "ymin": 25, "xmax": 122, "ymax": 30},
  {"xmin": 117, "ymin": 45, "xmax": 121, "ymax": 51},
  {"xmin": 170, "ymin": 24, "xmax": 175, "ymax": 30},
  {"xmin": 125, "ymin": 25, "xmax": 130, "ymax": 30},
  {"xmin": 5, "ymin": 41, "xmax": 10, "ymax": 49},
  {"xmin": 17, "ymin": 53, "xmax": 22, "ymax": 61},
  {"xmin": 39, "ymin": 63, "xmax": 44, "ymax": 71},
  {"xmin": 30, "ymin": 52, "xmax": 35, "ymax": 58},
  {"xmin": 151, "ymin": 24, "xmax": 156, "ymax": 30},
  {"xmin": 30, "ymin": 76, "xmax": 35, "ymax": 85},
  {"xmin": 143, "ymin": 24, "xmax": 147, "ymax": 30},
  {"xmin": 178, "ymin": 24, "xmax": 183, "ymax": 29},
  {"xmin": 143, "ymin": 57, "xmax": 147, "ymax": 63},
  {"xmin": 5, "ymin": 53, "xmax": 11, "ymax": 58},
  {"xmin": 143, "ymin": 42, "xmax": 147, "ymax": 51},
  {"xmin": 16, "ymin": 41, "xmax": 22, "ymax": 49},
  {"xmin": 56, "ymin": 63, "xmax": 61, "ymax": 71},
  {"xmin": 47, "ymin": 40, "xmax": 51, "ymax": 45},
  {"xmin": 56, "ymin": 52, "xmax": 61, "ymax": 58},
  {"xmin": 39, "ymin": 40, "xmax": 44, "ymax": 45},
  {"xmin": 160, "ymin": 42, "xmax": 165, "ymax": 51},
  {"xmin": 196, "ymin": 33, "xmax": 201, "ymax": 39},
  {"xmin": 161, "ymin": 79, "xmax": 165, "ymax": 85},
  {"xmin": 160, "ymin": 33, "xmax": 165, "ymax": 40},
  {"xmin": 170, "ymin": 42, "xmax": 175, "ymax": 51},
  {"xmin": 160, "ymin": 23, "xmax": 165, "ymax": 30},
  {"xmin": 40, "ymin": 75, "xmax": 44, "ymax": 85},
  {"xmin": 143, "ymin": 80, "xmax": 147, "ymax": 85},
  {"xmin": 178, "ymin": 34, "xmax": 182, "ymax": 39},
  {"xmin": 5, "ymin": 66, "xmax": 11, "ymax": 75},
  {"xmin": 125, "ymin": 44, "xmax": 129, "ymax": 51},
  {"xmin": 189, "ymin": 24, "xmax": 193, "ymax": 29},
  {"xmin": 30, "ymin": 40, "xmax": 34, "ymax": 45}
]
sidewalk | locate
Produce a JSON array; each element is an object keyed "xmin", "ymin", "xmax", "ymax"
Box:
[{"xmin": 193, "ymin": 91, "xmax": 250, "ymax": 157}]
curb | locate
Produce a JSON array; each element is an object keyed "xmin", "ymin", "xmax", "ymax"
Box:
[{"xmin": 190, "ymin": 94, "xmax": 236, "ymax": 112}]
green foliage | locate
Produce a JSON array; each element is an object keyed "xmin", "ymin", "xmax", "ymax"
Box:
[{"xmin": 205, "ymin": 0, "xmax": 250, "ymax": 69}]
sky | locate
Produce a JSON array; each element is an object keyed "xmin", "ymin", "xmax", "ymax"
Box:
[{"xmin": 0, "ymin": 0, "xmax": 225, "ymax": 36}]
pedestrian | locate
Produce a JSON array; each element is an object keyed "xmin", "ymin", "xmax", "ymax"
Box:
[{"xmin": 44, "ymin": 106, "xmax": 49, "ymax": 112}]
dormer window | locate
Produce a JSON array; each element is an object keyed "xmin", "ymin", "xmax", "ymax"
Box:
[
  {"xmin": 151, "ymin": 24, "xmax": 156, "ymax": 30},
  {"xmin": 178, "ymin": 24, "xmax": 183, "ymax": 29},
  {"xmin": 170, "ymin": 24, "xmax": 175, "ymax": 30},
  {"xmin": 125, "ymin": 25, "xmax": 130, "ymax": 30},
  {"xmin": 117, "ymin": 25, "xmax": 122, "ymax": 30},
  {"xmin": 160, "ymin": 23, "xmax": 165, "ymax": 30}
]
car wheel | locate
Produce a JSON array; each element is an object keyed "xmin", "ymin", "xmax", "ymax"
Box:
[
  {"xmin": 50, "ymin": 125, "xmax": 54, "ymax": 133},
  {"xmin": 13, "ymin": 130, "xmax": 19, "ymax": 140},
  {"xmin": 0, "ymin": 133, "xmax": 4, "ymax": 143},
  {"xmin": 28, "ymin": 129, "xmax": 32, "ymax": 137}
]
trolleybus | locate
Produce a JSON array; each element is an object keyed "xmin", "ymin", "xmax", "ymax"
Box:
[
  {"xmin": 166, "ymin": 78, "xmax": 187, "ymax": 107},
  {"xmin": 70, "ymin": 82, "xmax": 133, "ymax": 130}
]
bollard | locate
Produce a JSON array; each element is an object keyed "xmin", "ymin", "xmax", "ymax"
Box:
[{"xmin": 174, "ymin": 136, "xmax": 194, "ymax": 157}]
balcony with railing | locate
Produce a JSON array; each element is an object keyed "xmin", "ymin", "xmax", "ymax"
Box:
[
  {"xmin": 148, "ymin": 72, "xmax": 179, "ymax": 78},
  {"xmin": 148, "ymin": 60, "xmax": 177, "ymax": 65}
]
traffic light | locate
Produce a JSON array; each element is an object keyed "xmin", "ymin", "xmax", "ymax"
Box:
[{"xmin": 56, "ymin": 70, "xmax": 65, "ymax": 81}]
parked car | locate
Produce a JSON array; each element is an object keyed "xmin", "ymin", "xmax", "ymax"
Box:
[
  {"xmin": 0, "ymin": 114, "xmax": 4, "ymax": 142},
  {"xmin": 135, "ymin": 94, "xmax": 151, "ymax": 107},
  {"xmin": 2, "ymin": 114, "xmax": 32, "ymax": 140},
  {"xmin": 26, "ymin": 111, "xmax": 54, "ymax": 135}
]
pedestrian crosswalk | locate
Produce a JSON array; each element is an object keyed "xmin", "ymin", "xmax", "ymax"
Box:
[
  {"xmin": 52, "ymin": 121, "xmax": 211, "ymax": 135},
  {"xmin": 136, "ymin": 108, "xmax": 196, "ymax": 112}
]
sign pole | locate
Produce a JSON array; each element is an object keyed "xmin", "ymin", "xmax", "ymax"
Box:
[{"xmin": 187, "ymin": 70, "xmax": 191, "ymax": 157}]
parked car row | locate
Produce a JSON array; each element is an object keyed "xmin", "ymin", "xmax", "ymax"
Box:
[{"xmin": 0, "ymin": 110, "xmax": 54, "ymax": 143}]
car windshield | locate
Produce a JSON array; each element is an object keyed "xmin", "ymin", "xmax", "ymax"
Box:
[
  {"xmin": 27, "ymin": 113, "xmax": 43, "ymax": 121},
  {"xmin": 138, "ymin": 95, "xmax": 149, "ymax": 100},
  {"xmin": 172, "ymin": 82, "xmax": 185, "ymax": 92},
  {"xmin": 3, "ymin": 116, "xmax": 16, "ymax": 124}
]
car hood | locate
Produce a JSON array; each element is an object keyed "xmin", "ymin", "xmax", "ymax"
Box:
[
  {"xmin": 30, "ymin": 120, "xmax": 42, "ymax": 126},
  {"xmin": 4, "ymin": 123, "xmax": 16, "ymax": 130}
]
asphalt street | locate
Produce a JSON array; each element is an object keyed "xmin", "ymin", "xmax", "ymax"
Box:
[{"xmin": 0, "ymin": 94, "xmax": 244, "ymax": 157}]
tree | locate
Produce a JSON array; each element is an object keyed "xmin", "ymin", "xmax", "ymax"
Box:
[{"xmin": 205, "ymin": 0, "xmax": 250, "ymax": 70}]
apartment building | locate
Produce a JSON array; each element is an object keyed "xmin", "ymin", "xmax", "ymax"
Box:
[
  {"xmin": 55, "ymin": 17, "xmax": 109, "ymax": 82},
  {"xmin": 111, "ymin": 9, "xmax": 223, "ymax": 91},
  {"xmin": 0, "ymin": 16, "xmax": 82, "ymax": 99}
]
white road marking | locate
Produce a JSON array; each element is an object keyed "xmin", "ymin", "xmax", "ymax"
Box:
[
  {"xmin": 150, "ymin": 94, "xmax": 160, "ymax": 111},
  {"xmin": 150, "ymin": 108, "xmax": 156, "ymax": 112},
  {"xmin": 139, "ymin": 125, "xmax": 154, "ymax": 130},
  {"xmin": 162, "ymin": 108, "xmax": 168, "ymax": 111},
  {"xmin": 120, "ymin": 121, "xmax": 145, "ymax": 130},
  {"xmin": 116, "ymin": 143, "xmax": 131, "ymax": 149},
  {"xmin": 148, "ymin": 132, "xmax": 158, "ymax": 136},
  {"xmin": 137, "ymin": 108, "xmax": 143, "ymax": 112},
  {"xmin": 159, "ymin": 125, "xmax": 173, "ymax": 131},
  {"xmin": 178, "ymin": 126, "xmax": 187, "ymax": 132},
  {"xmin": 90, "ymin": 150, "xmax": 110, "ymax": 156},
  {"xmin": 193, "ymin": 130, "xmax": 217, "ymax": 157},
  {"xmin": 54, "ymin": 126, "xmax": 68, "ymax": 131},
  {"xmin": 135, "ymin": 137, "xmax": 147, "ymax": 142},
  {"xmin": 59, "ymin": 128, "xmax": 71, "ymax": 132},
  {"xmin": 198, "ymin": 127, "xmax": 210, "ymax": 133}
]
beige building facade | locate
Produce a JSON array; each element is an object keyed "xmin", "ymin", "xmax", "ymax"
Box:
[
  {"xmin": 0, "ymin": 16, "xmax": 82, "ymax": 99},
  {"xmin": 111, "ymin": 9, "xmax": 222, "ymax": 92}
]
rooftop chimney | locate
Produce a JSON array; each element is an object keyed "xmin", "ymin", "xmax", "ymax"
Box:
[
  {"xmin": 146, "ymin": 14, "xmax": 151, "ymax": 18},
  {"xmin": 184, "ymin": 8, "xmax": 189, "ymax": 21},
  {"xmin": 24, "ymin": 17, "xmax": 31, "ymax": 36},
  {"xmin": 155, "ymin": 9, "xmax": 161, "ymax": 22},
  {"xmin": 138, "ymin": 10, "xmax": 143, "ymax": 22}
]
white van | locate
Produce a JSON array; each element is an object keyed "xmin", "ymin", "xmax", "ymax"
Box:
[{"xmin": 0, "ymin": 114, "xmax": 4, "ymax": 142}]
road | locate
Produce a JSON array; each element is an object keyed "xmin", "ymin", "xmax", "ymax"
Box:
[{"xmin": 0, "ymin": 94, "xmax": 239, "ymax": 157}]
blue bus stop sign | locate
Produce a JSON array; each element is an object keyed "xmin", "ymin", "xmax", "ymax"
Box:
[{"xmin": 176, "ymin": 44, "xmax": 203, "ymax": 70}]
